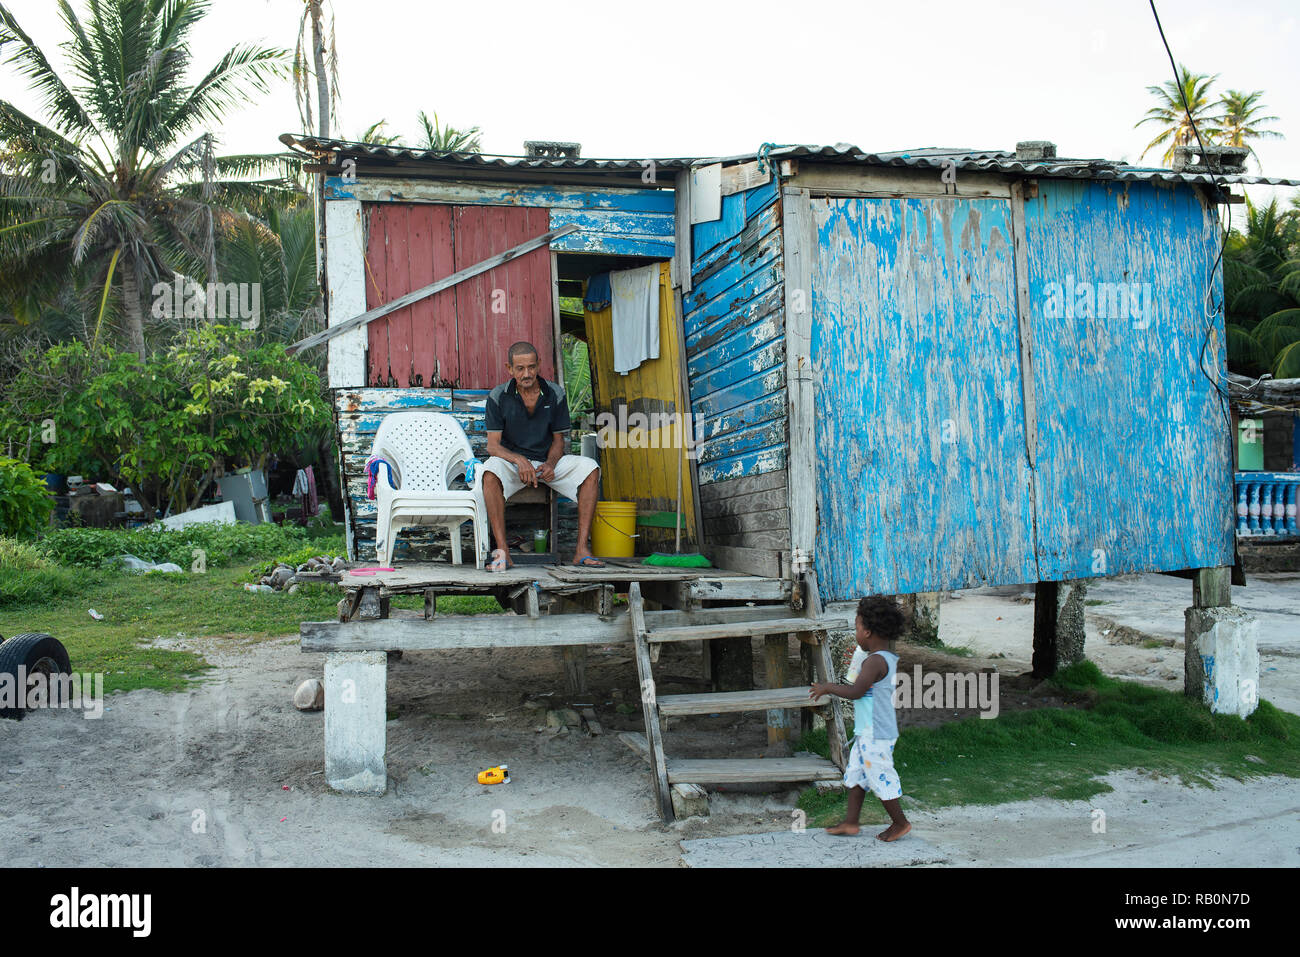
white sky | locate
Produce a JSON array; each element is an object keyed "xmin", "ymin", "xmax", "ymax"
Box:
[{"xmin": 2, "ymin": 0, "xmax": 1298, "ymax": 206}]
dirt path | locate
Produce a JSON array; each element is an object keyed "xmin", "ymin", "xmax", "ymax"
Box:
[
  {"xmin": 3, "ymin": 573, "xmax": 1296, "ymax": 867},
  {"xmin": 0, "ymin": 635, "xmax": 812, "ymax": 867}
]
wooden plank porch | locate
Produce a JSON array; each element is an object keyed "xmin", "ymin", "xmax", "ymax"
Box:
[{"xmin": 299, "ymin": 562, "xmax": 850, "ymax": 812}]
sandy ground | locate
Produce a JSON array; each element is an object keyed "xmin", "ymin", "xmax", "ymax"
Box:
[{"xmin": 1, "ymin": 572, "xmax": 1297, "ymax": 867}]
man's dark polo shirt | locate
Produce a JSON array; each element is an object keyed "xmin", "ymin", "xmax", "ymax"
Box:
[{"xmin": 485, "ymin": 378, "xmax": 572, "ymax": 461}]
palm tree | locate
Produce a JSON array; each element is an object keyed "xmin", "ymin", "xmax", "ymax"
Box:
[
  {"xmin": 355, "ymin": 114, "xmax": 483, "ymax": 152},
  {"xmin": 1225, "ymin": 196, "xmax": 1300, "ymax": 378},
  {"xmin": 416, "ymin": 111, "xmax": 481, "ymax": 153},
  {"xmin": 1216, "ymin": 89, "xmax": 1282, "ymax": 171},
  {"xmin": 1136, "ymin": 64, "xmax": 1221, "ymax": 166},
  {"xmin": 355, "ymin": 120, "xmax": 400, "ymax": 146},
  {"xmin": 292, "ymin": 0, "xmax": 338, "ymax": 141},
  {"xmin": 0, "ymin": 0, "xmax": 289, "ymax": 357}
]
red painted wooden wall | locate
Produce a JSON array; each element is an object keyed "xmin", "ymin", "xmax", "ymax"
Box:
[{"xmin": 364, "ymin": 203, "xmax": 554, "ymax": 388}]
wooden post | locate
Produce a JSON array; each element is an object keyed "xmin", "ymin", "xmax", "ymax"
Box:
[
  {"xmin": 1031, "ymin": 581, "xmax": 1058, "ymax": 679},
  {"xmin": 1193, "ymin": 567, "xmax": 1232, "ymax": 609},
  {"xmin": 764, "ymin": 634, "xmax": 791, "ymax": 751},
  {"xmin": 799, "ymin": 641, "xmax": 817, "ymax": 735},
  {"xmin": 562, "ymin": 647, "xmax": 587, "ymax": 697},
  {"xmin": 551, "ymin": 585, "xmax": 610, "ymax": 698},
  {"xmin": 629, "ymin": 582, "xmax": 673, "ymax": 822},
  {"xmin": 1187, "ymin": 566, "xmax": 1233, "ymax": 699}
]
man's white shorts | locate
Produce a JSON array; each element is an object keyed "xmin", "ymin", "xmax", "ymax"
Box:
[{"xmin": 479, "ymin": 454, "xmax": 599, "ymax": 503}]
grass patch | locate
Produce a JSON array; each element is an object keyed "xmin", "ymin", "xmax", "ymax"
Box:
[
  {"xmin": 1085, "ymin": 599, "xmax": 1112, "ymax": 607},
  {"xmin": 0, "ymin": 552, "xmax": 505, "ymax": 695},
  {"xmin": 934, "ymin": 642, "xmax": 973, "ymax": 658},
  {"xmin": 797, "ymin": 661, "xmax": 1299, "ymax": 827},
  {"xmin": 388, "ymin": 593, "xmax": 504, "ymax": 615},
  {"xmin": 0, "ymin": 536, "xmax": 97, "ymax": 607},
  {"xmin": 0, "ymin": 564, "xmax": 346, "ymax": 693}
]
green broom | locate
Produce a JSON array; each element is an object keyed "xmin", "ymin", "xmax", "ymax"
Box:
[{"xmin": 643, "ymin": 441, "xmax": 710, "ymax": 567}]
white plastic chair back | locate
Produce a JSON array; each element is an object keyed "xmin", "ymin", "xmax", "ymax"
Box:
[{"xmin": 372, "ymin": 412, "xmax": 473, "ymax": 493}]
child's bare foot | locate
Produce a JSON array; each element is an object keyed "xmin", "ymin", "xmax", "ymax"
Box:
[
  {"xmin": 825, "ymin": 822, "xmax": 861, "ymax": 836},
  {"xmin": 876, "ymin": 822, "xmax": 912, "ymax": 842}
]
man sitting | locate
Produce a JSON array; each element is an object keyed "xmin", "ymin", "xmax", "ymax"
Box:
[{"xmin": 480, "ymin": 341, "xmax": 604, "ymax": 570}]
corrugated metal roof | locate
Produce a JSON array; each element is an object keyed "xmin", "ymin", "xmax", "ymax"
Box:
[
  {"xmin": 280, "ymin": 134, "xmax": 1298, "ymax": 187},
  {"xmin": 765, "ymin": 144, "xmax": 1299, "ymax": 186},
  {"xmin": 279, "ymin": 133, "xmax": 697, "ymax": 172}
]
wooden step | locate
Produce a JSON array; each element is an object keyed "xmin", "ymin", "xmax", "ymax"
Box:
[
  {"xmin": 666, "ymin": 756, "xmax": 841, "ymax": 785},
  {"xmin": 658, "ymin": 687, "xmax": 830, "ymax": 716},
  {"xmin": 644, "ymin": 616, "xmax": 848, "ymax": 644}
]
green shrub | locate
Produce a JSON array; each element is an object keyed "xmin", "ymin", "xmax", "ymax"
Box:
[
  {"xmin": 0, "ymin": 536, "xmax": 51, "ymax": 568},
  {"xmin": 0, "ymin": 458, "xmax": 55, "ymax": 538},
  {"xmin": 41, "ymin": 522, "xmax": 313, "ymax": 569},
  {"xmin": 0, "ymin": 536, "xmax": 90, "ymax": 607}
]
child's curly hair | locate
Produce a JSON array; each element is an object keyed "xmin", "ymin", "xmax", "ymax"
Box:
[{"xmin": 856, "ymin": 595, "xmax": 905, "ymax": 640}]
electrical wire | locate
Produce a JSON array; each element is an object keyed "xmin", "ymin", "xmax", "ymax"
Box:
[{"xmin": 1147, "ymin": 0, "xmax": 1236, "ymax": 433}]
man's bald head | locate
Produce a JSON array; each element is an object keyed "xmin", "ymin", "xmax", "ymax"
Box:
[{"xmin": 507, "ymin": 341, "xmax": 539, "ymax": 364}]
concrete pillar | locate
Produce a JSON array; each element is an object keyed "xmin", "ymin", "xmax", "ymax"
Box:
[
  {"xmin": 323, "ymin": 651, "xmax": 387, "ymax": 794},
  {"xmin": 1185, "ymin": 606, "xmax": 1260, "ymax": 717}
]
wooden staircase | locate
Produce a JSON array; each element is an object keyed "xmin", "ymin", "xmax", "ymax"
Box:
[{"xmin": 628, "ymin": 574, "xmax": 849, "ymax": 822}]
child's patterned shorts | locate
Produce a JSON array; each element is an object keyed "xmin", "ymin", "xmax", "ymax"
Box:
[{"xmin": 844, "ymin": 735, "xmax": 902, "ymax": 800}]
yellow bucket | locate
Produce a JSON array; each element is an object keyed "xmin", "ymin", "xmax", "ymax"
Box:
[{"xmin": 592, "ymin": 501, "xmax": 637, "ymax": 558}]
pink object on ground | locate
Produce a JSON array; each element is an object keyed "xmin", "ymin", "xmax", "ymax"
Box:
[{"xmin": 349, "ymin": 567, "xmax": 396, "ymax": 575}]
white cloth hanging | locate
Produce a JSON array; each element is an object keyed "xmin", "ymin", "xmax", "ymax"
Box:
[{"xmin": 610, "ymin": 264, "xmax": 660, "ymax": 374}]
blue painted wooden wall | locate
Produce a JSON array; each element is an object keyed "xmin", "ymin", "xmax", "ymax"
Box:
[
  {"xmin": 683, "ymin": 179, "xmax": 786, "ymax": 486},
  {"xmin": 810, "ymin": 196, "xmax": 1039, "ymax": 599},
  {"xmin": 808, "ymin": 181, "xmax": 1233, "ymax": 601},
  {"xmin": 1023, "ymin": 179, "xmax": 1234, "ymax": 579}
]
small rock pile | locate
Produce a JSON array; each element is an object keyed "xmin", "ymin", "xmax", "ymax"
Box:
[{"xmin": 258, "ymin": 555, "xmax": 347, "ymax": 593}]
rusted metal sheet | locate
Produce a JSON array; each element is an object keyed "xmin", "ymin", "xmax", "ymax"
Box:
[
  {"xmin": 1023, "ymin": 180, "xmax": 1234, "ymax": 579},
  {"xmin": 810, "ymin": 196, "xmax": 1039, "ymax": 600},
  {"xmin": 362, "ymin": 203, "xmax": 554, "ymax": 389}
]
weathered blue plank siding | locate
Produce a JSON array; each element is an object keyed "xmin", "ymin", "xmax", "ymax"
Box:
[
  {"xmin": 324, "ymin": 175, "xmax": 675, "ymax": 257},
  {"xmin": 810, "ymin": 196, "xmax": 1039, "ymax": 600},
  {"xmin": 1024, "ymin": 180, "xmax": 1234, "ymax": 579},
  {"xmin": 683, "ymin": 179, "xmax": 787, "ymax": 487}
]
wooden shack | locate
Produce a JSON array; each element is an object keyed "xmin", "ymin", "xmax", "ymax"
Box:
[{"xmin": 284, "ymin": 134, "xmax": 1288, "ymax": 815}]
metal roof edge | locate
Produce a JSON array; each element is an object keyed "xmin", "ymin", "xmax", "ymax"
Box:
[{"xmin": 278, "ymin": 134, "xmax": 1300, "ymax": 187}]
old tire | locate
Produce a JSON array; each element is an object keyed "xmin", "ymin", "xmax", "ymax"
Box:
[{"xmin": 0, "ymin": 633, "xmax": 72, "ymax": 720}]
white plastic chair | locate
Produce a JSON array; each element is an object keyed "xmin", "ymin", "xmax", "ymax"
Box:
[{"xmin": 371, "ymin": 412, "xmax": 485, "ymax": 569}]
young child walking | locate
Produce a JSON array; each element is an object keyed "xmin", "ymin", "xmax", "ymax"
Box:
[{"xmin": 809, "ymin": 595, "xmax": 911, "ymax": 841}]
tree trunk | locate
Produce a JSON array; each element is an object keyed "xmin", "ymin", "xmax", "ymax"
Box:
[
  {"xmin": 122, "ymin": 261, "xmax": 146, "ymax": 358},
  {"xmin": 310, "ymin": 1, "xmax": 330, "ymax": 140},
  {"xmin": 309, "ymin": 1, "xmax": 330, "ymax": 343},
  {"xmin": 317, "ymin": 434, "xmax": 345, "ymax": 522}
]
